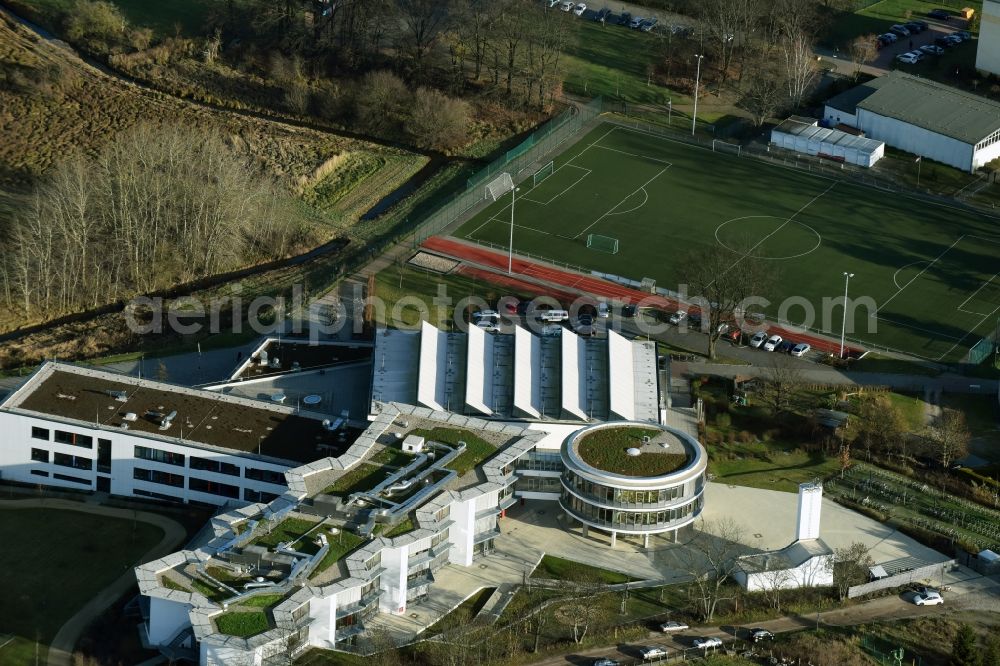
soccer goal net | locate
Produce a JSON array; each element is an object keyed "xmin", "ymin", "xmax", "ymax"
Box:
[
  {"xmin": 485, "ymin": 172, "xmax": 515, "ymax": 201},
  {"xmin": 586, "ymin": 234, "xmax": 619, "ymax": 254},
  {"xmin": 533, "ymin": 161, "xmax": 555, "ymax": 187},
  {"xmin": 712, "ymin": 140, "xmax": 742, "ymax": 157}
]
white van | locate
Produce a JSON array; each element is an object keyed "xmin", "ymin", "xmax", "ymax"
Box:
[
  {"xmin": 538, "ymin": 309, "xmax": 569, "ymax": 322},
  {"xmin": 473, "ymin": 310, "xmax": 500, "ymax": 322}
]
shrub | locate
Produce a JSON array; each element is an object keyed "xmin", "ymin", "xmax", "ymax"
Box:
[
  {"xmin": 63, "ymin": 0, "xmax": 126, "ymax": 47},
  {"xmin": 406, "ymin": 87, "xmax": 470, "ymax": 152},
  {"xmin": 354, "ymin": 70, "xmax": 409, "ymax": 138},
  {"xmin": 715, "ymin": 412, "xmax": 731, "ymax": 429}
]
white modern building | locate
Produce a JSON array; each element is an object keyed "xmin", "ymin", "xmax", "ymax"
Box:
[
  {"xmin": 977, "ymin": 0, "xmax": 1000, "ymax": 76},
  {"xmin": 771, "ymin": 116, "xmax": 884, "ymax": 167},
  {"xmin": 735, "ymin": 483, "xmax": 835, "ymax": 592},
  {"xmin": 0, "ymin": 362, "xmax": 349, "ymax": 506},
  {"xmin": 823, "ymin": 71, "xmax": 1000, "ymax": 172}
]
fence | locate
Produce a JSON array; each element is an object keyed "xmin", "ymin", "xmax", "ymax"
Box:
[
  {"xmin": 847, "ymin": 560, "xmax": 955, "ymax": 599},
  {"xmin": 861, "ymin": 635, "xmax": 924, "ymax": 666},
  {"xmin": 407, "ymin": 96, "xmax": 604, "ymax": 248}
]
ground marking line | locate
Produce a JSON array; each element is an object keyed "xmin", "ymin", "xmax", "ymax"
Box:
[
  {"xmin": 522, "ymin": 167, "xmax": 593, "ymax": 206},
  {"xmin": 606, "ymin": 187, "xmax": 649, "ymax": 216},
  {"xmin": 573, "ymin": 166, "xmax": 670, "ymax": 240},
  {"xmin": 710, "ymin": 182, "xmax": 837, "ymax": 286},
  {"xmin": 870, "ymin": 314, "xmax": 966, "ymax": 342},
  {"xmin": 957, "ymin": 273, "xmax": 999, "ymax": 314},
  {"xmin": 935, "ymin": 302, "xmax": 1000, "ymax": 361},
  {"xmin": 590, "ymin": 144, "xmax": 673, "ymax": 166},
  {"xmin": 875, "ymin": 236, "xmax": 965, "ymax": 314}
]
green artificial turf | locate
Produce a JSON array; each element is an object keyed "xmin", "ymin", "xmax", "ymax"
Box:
[{"xmin": 455, "ymin": 122, "xmax": 1000, "ymax": 362}]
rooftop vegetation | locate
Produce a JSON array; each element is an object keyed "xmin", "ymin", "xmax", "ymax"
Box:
[
  {"xmin": 576, "ymin": 426, "xmax": 689, "ymax": 477},
  {"xmin": 251, "ymin": 517, "xmax": 322, "ymax": 555},
  {"xmin": 407, "ymin": 427, "xmax": 497, "ymax": 476},
  {"xmin": 215, "ymin": 611, "xmax": 270, "ymax": 638},
  {"xmin": 309, "ymin": 530, "xmax": 367, "ymax": 579}
]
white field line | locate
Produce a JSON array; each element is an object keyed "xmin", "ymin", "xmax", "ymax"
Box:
[
  {"xmin": 874, "ymin": 236, "xmax": 965, "ymax": 314},
  {"xmin": 573, "ymin": 166, "xmax": 670, "ymax": 239},
  {"xmin": 957, "ymin": 273, "xmax": 999, "ymax": 315}
]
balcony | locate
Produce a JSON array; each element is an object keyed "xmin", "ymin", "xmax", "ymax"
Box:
[
  {"xmin": 336, "ymin": 623, "xmax": 365, "ymax": 641},
  {"xmin": 473, "ymin": 527, "xmax": 501, "ymax": 544},
  {"xmin": 336, "ymin": 590, "xmax": 380, "ymax": 619},
  {"xmin": 406, "ymin": 570, "xmax": 434, "ymax": 589}
]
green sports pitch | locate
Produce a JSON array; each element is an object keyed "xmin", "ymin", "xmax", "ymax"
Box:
[{"xmin": 454, "ymin": 123, "xmax": 1000, "ymax": 363}]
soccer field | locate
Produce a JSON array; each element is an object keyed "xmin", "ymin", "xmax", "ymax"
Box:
[{"xmin": 454, "ymin": 123, "xmax": 1000, "ymax": 363}]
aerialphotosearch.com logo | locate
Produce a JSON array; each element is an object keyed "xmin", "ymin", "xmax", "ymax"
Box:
[{"xmin": 123, "ymin": 283, "xmax": 880, "ymax": 341}]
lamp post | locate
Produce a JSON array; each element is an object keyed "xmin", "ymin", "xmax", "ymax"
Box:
[
  {"xmin": 508, "ymin": 186, "xmax": 520, "ymax": 275},
  {"xmin": 692, "ymin": 54, "xmax": 704, "ymax": 137},
  {"xmin": 839, "ymin": 272, "xmax": 855, "ymax": 359}
]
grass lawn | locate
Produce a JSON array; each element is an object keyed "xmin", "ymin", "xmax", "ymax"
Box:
[
  {"xmin": 251, "ymin": 517, "xmax": 322, "ymax": 555},
  {"xmin": 824, "ymin": 0, "xmax": 981, "ymax": 46},
  {"xmin": 309, "ymin": 531, "xmax": 366, "ymax": 578},
  {"xmin": 10, "ymin": 0, "xmax": 217, "ymax": 36},
  {"xmin": 709, "ymin": 441, "xmax": 842, "ymax": 493},
  {"xmin": 422, "ymin": 587, "xmax": 497, "ymax": 636},
  {"xmin": 383, "ymin": 517, "xmax": 416, "ymax": 538},
  {"xmin": 320, "ymin": 463, "xmax": 394, "ymax": 496},
  {"xmin": 576, "ymin": 425, "xmax": 688, "ymax": 476},
  {"xmin": 407, "ymin": 427, "xmax": 498, "ymax": 475},
  {"xmin": 215, "ymin": 611, "xmax": 271, "ymax": 638},
  {"xmin": 0, "ymin": 508, "xmax": 164, "ymax": 659},
  {"xmin": 239, "ymin": 594, "xmax": 286, "ymax": 609},
  {"xmin": 531, "ymin": 555, "xmax": 634, "ymax": 584},
  {"xmin": 454, "ymin": 121, "xmax": 1000, "ymax": 363},
  {"xmin": 886, "ymin": 392, "xmax": 928, "ymax": 431}
]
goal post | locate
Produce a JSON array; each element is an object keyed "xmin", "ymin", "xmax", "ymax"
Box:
[
  {"xmin": 712, "ymin": 139, "xmax": 742, "ymax": 157},
  {"xmin": 485, "ymin": 172, "xmax": 515, "ymax": 201},
  {"xmin": 533, "ymin": 161, "xmax": 555, "ymax": 187},
  {"xmin": 586, "ymin": 234, "xmax": 619, "ymax": 254}
]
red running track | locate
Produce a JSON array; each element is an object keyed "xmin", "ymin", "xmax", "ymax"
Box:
[{"xmin": 424, "ymin": 236, "xmax": 863, "ymax": 357}]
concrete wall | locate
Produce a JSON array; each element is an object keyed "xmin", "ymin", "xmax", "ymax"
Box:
[
  {"xmin": 977, "ymin": 0, "xmax": 1000, "ymax": 76},
  {"xmin": 0, "ymin": 411, "xmax": 288, "ymax": 505},
  {"xmin": 823, "ymin": 106, "xmax": 858, "ymax": 128},
  {"xmin": 737, "ymin": 554, "xmax": 834, "ymax": 592},
  {"xmin": 847, "ymin": 560, "xmax": 956, "ymax": 599},
  {"xmin": 857, "ymin": 109, "xmax": 975, "ymax": 172}
]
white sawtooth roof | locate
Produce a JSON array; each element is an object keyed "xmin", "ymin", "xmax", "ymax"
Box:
[
  {"xmin": 416, "ymin": 320, "xmax": 447, "ymax": 411},
  {"xmin": 465, "ymin": 323, "xmax": 495, "ymax": 415},
  {"xmin": 513, "ymin": 326, "xmax": 542, "ymax": 418},
  {"xmin": 607, "ymin": 329, "xmax": 636, "ymax": 420},
  {"xmin": 560, "ymin": 329, "xmax": 588, "ymax": 420}
]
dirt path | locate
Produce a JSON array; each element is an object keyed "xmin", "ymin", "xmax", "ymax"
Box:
[{"xmin": 0, "ymin": 498, "xmax": 186, "ymax": 666}]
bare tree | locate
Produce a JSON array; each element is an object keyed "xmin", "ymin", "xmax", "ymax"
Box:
[
  {"xmin": 738, "ymin": 66, "xmax": 787, "ymax": 127},
  {"xmin": 833, "ymin": 541, "xmax": 873, "ymax": 600},
  {"xmin": 406, "ymin": 87, "xmax": 471, "ymax": 152},
  {"xmin": 853, "ymin": 395, "xmax": 907, "ymax": 461},
  {"xmin": 780, "ymin": 29, "xmax": 819, "ymax": 107},
  {"xmin": 354, "ymin": 70, "xmax": 410, "ymax": 137},
  {"xmin": 848, "ymin": 34, "xmax": 878, "ymax": 80},
  {"xmin": 397, "ymin": 0, "xmax": 452, "ymax": 77},
  {"xmin": 758, "ymin": 355, "xmax": 804, "ymax": 415},
  {"xmin": 921, "ymin": 408, "xmax": 970, "ymax": 469},
  {"xmin": 677, "ymin": 518, "xmax": 749, "ymax": 621},
  {"xmin": 681, "ymin": 240, "xmax": 776, "ymax": 360},
  {"xmin": 755, "ymin": 553, "xmax": 794, "ymax": 612}
]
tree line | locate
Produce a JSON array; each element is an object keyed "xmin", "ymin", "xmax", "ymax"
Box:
[{"xmin": 0, "ymin": 124, "xmax": 310, "ymax": 318}]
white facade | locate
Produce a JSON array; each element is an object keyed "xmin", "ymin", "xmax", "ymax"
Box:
[
  {"xmin": 857, "ymin": 109, "xmax": 978, "ymax": 171},
  {"xmin": 0, "ymin": 409, "xmax": 289, "ymax": 506},
  {"xmin": 736, "ymin": 545, "xmax": 834, "ymax": 592},
  {"xmin": 796, "ymin": 482, "xmax": 823, "ymax": 541},
  {"xmin": 977, "ymin": 0, "xmax": 1000, "ymax": 76},
  {"xmin": 771, "ymin": 118, "xmax": 884, "ymax": 168}
]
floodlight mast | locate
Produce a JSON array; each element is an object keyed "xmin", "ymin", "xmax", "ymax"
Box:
[
  {"xmin": 508, "ymin": 185, "xmax": 520, "ymax": 275},
  {"xmin": 839, "ymin": 272, "xmax": 855, "ymax": 359}
]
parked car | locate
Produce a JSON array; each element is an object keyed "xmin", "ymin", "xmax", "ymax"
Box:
[
  {"xmin": 913, "ymin": 592, "xmax": 944, "ymax": 606},
  {"xmin": 763, "ymin": 334, "xmax": 783, "ymax": 351},
  {"xmin": 920, "ymin": 44, "xmax": 945, "ymax": 55},
  {"xmin": 503, "ymin": 299, "xmax": 519, "ymax": 314},
  {"xmin": 541, "ymin": 324, "xmax": 564, "ymax": 336},
  {"xmin": 897, "ymin": 52, "xmax": 921, "ymax": 64},
  {"xmin": 880, "ymin": 32, "xmax": 898, "ymax": 43},
  {"xmin": 749, "ymin": 628, "xmax": 774, "ymax": 643},
  {"xmin": 890, "ymin": 24, "xmax": 911, "ymax": 36},
  {"xmin": 927, "ymin": 8, "xmax": 951, "ymax": 20},
  {"xmin": 473, "ymin": 310, "xmax": 500, "ymax": 322},
  {"xmin": 750, "ymin": 331, "xmax": 768, "ymax": 348},
  {"xmin": 774, "ymin": 340, "xmax": 793, "ymax": 353},
  {"xmin": 573, "ymin": 3, "xmax": 587, "ymax": 16},
  {"xmin": 904, "ymin": 21, "xmax": 926, "ymax": 33},
  {"xmin": 668, "ymin": 310, "xmax": 687, "ymax": 325},
  {"xmin": 640, "ymin": 17, "xmax": 658, "ymax": 32},
  {"xmin": 640, "ymin": 646, "xmax": 669, "ymax": 660},
  {"xmin": 475, "ymin": 320, "xmax": 499, "ymax": 332},
  {"xmin": 629, "ymin": 15, "xmax": 645, "ymax": 28},
  {"xmin": 548, "ymin": 0, "xmax": 560, "ymax": 6},
  {"xmin": 597, "ymin": 302, "xmax": 610, "ymax": 318},
  {"xmin": 915, "ymin": 586, "xmax": 941, "ymax": 597},
  {"xmin": 659, "ymin": 621, "xmax": 689, "ymax": 632},
  {"xmin": 617, "ymin": 11, "xmax": 631, "ymax": 25},
  {"xmin": 957, "ymin": 30, "xmax": 972, "ymax": 40},
  {"xmin": 693, "ymin": 637, "xmax": 723, "ymax": 649},
  {"xmin": 935, "ymin": 35, "xmax": 955, "ymax": 47},
  {"xmin": 790, "ymin": 342, "xmax": 811, "ymax": 357},
  {"xmin": 725, "ymin": 327, "xmax": 742, "ymax": 343},
  {"xmin": 594, "ymin": 6, "xmax": 611, "ymax": 21},
  {"xmin": 688, "ymin": 312, "xmax": 702, "ymax": 328},
  {"xmin": 593, "ymin": 659, "xmax": 620, "ymax": 666},
  {"xmin": 560, "ymin": 0, "xmax": 574, "ymax": 11},
  {"xmin": 621, "ymin": 304, "xmax": 637, "ymax": 318}
]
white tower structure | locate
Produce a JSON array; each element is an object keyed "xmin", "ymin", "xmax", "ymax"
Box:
[{"xmin": 795, "ymin": 482, "xmax": 823, "ymax": 541}]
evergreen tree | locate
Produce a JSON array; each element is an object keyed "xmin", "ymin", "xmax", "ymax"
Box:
[{"xmin": 950, "ymin": 624, "xmax": 982, "ymax": 666}]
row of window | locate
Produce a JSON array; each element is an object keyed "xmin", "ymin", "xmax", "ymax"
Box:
[
  {"xmin": 515, "ymin": 451, "xmax": 563, "ymax": 472},
  {"xmin": 562, "ymin": 471, "xmax": 689, "ymax": 506},
  {"xmin": 33, "ymin": 426, "xmax": 93, "ymax": 449},
  {"xmin": 134, "ymin": 446, "xmax": 284, "ymax": 484},
  {"xmin": 561, "ymin": 490, "xmax": 703, "ymax": 528},
  {"xmin": 515, "ymin": 476, "xmax": 561, "ymax": 493},
  {"xmin": 32, "ymin": 448, "xmax": 93, "ymax": 471},
  {"xmin": 131, "ymin": 467, "xmax": 279, "ymax": 502}
]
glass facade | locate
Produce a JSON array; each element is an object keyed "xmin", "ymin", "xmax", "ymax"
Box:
[
  {"xmin": 561, "ymin": 470, "xmax": 698, "ymax": 508},
  {"xmin": 561, "ymin": 489, "xmax": 704, "ymax": 531}
]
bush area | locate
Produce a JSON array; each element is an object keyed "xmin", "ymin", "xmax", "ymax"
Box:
[
  {"xmin": 214, "ymin": 610, "xmax": 270, "ymax": 638},
  {"xmin": 530, "ymin": 555, "xmax": 633, "ymax": 584},
  {"xmin": 320, "ymin": 464, "xmax": 393, "ymax": 497},
  {"xmin": 576, "ymin": 426, "xmax": 689, "ymax": 476},
  {"xmin": 251, "ymin": 517, "xmax": 322, "ymax": 554},
  {"xmin": 309, "ymin": 530, "xmax": 366, "ymax": 578},
  {"xmin": 407, "ymin": 427, "xmax": 498, "ymax": 476}
]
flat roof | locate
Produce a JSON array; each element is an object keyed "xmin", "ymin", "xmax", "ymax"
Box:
[
  {"xmin": 4, "ymin": 363, "xmax": 355, "ymax": 463},
  {"xmin": 772, "ymin": 117, "xmax": 884, "ymax": 155}
]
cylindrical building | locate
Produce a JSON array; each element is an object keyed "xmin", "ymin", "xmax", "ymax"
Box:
[{"xmin": 559, "ymin": 421, "xmax": 707, "ymax": 547}]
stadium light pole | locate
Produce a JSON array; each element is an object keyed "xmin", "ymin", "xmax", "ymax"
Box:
[
  {"xmin": 839, "ymin": 272, "xmax": 855, "ymax": 359},
  {"xmin": 508, "ymin": 186, "xmax": 520, "ymax": 275},
  {"xmin": 692, "ymin": 54, "xmax": 704, "ymax": 137}
]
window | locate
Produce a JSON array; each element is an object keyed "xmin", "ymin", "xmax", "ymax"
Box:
[
  {"xmin": 53, "ymin": 473, "xmax": 91, "ymax": 486},
  {"xmin": 30, "ymin": 469, "xmax": 49, "ymax": 478},
  {"xmin": 31, "ymin": 448, "xmax": 49, "ymax": 463},
  {"xmin": 134, "ymin": 467, "xmax": 184, "ymax": 488},
  {"xmin": 245, "ymin": 468, "xmax": 285, "ymax": 485},
  {"xmin": 53, "ymin": 452, "xmax": 92, "ymax": 471},
  {"xmin": 31, "ymin": 427, "xmax": 49, "ymax": 441},
  {"xmin": 134, "ymin": 446, "xmax": 184, "ymax": 467},
  {"xmin": 97, "ymin": 439, "xmax": 111, "ymax": 474},
  {"xmin": 188, "ymin": 477, "xmax": 239, "ymax": 499},
  {"xmin": 134, "ymin": 488, "xmax": 182, "ymax": 503},
  {"xmin": 54, "ymin": 430, "xmax": 92, "ymax": 449},
  {"xmin": 243, "ymin": 488, "xmax": 279, "ymax": 504},
  {"xmin": 189, "ymin": 456, "xmax": 240, "ymax": 476}
]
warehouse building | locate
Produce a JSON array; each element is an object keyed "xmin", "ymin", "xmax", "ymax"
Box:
[
  {"xmin": 771, "ymin": 116, "xmax": 885, "ymax": 167},
  {"xmin": 977, "ymin": 0, "xmax": 1000, "ymax": 76},
  {"xmin": 823, "ymin": 71, "xmax": 1000, "ymax": 172}
]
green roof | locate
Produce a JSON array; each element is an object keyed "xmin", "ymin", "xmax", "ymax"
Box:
[{"xmin": 855, "ymin": 72, "xmax": 1000, "ymax": 145}]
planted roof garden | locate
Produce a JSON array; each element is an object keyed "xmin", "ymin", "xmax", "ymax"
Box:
[{"xmin": 576, "ymin": 426, "xmax": 690, "ymax": 477}]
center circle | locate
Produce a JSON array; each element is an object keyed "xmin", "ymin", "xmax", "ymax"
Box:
[{"xmin": 714, "ymin": 215, "xmax": 822, "ymax": 260}]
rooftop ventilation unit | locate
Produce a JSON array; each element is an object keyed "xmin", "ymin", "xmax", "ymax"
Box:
[
  {"xmin": 108, "ymin": 390, "xmax": 128, "ymax": 402},
  {"xmin": 159, "ymin": 410, "xmax": 177, "ymax": 431},
  {"xmin": 122, "ymin": 412, "xmax": 138, "ymax": 422}
]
